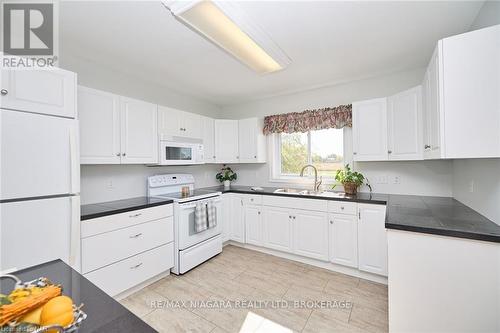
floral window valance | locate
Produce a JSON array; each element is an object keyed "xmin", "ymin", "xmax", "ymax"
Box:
[{"xmin": 262, "ymin": 104, "xmax": 352, "ymax": 135}]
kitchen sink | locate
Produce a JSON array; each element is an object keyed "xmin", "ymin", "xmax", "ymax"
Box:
[
  {"xmin": 274, "ymin": 188, "xmax": 323, "ymax": 196},
  {"xmin": 274, "ymin": 188, "xmax": 352, "ymax": 198}
]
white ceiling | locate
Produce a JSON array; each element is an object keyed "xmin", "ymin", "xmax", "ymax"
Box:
[{"xmin": 60, "ymin": 1, "xmax": 483, "ymax": 106}]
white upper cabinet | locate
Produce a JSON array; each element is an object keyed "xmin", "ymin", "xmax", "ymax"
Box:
[
  {"xmin": 440, "ymin": 25, "xmax": 500, "ymax": 158},
  {"xmin": 215, "ymin": 120, "xmax": 239, "ymax": 163},
  {"xmin": 422, "ymin": 47, "xmax": 443, "ymax": 159},
  {"xmin": 119, "ymin": 97, "xmax": 158, "ymax": 164},
  {"xmin": 78, "ymin": 86, "xmax": 157, "ymax": 164},
  {"xmin": 238, "ymin": 118, "xmax": 266, "ymax": 163},
  {"xmin": 387, "ymin": 86, "xmax": 423, "ymax": 160},
  {"xmin": 157, "ymin": 106, "xmax": 201, "ymax": 139},
  {"xmin": 1, "ymin": 68, "xmax": 76, "ymax": 118},
  {"xmin": 201, "ymin": 116, "xmax": 216, "ymax": 163},
  {"xmin": 352, "ymin": 98, "xmax": 388, "ymax": 161},
  {"xmin": 357, "ymin": 203, "xmax": 387, "ymax": 276},
  {"xmin": 79, "ymin": 87, "xmax": 121, "ymax": 164}
]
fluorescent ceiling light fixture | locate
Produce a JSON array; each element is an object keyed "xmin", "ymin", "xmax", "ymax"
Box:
[{"xmin": 163, "ymin": 0, "xmax": 291, "ymax": 74}]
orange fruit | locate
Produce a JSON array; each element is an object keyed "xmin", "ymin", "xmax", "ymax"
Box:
[{"xmin": 40, "ymin": 295, "xmax": 74, "ymax": 330}]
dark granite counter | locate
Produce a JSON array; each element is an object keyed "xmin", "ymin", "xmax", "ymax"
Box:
[
  {"xmin": 81, "ymin": 196, "xmax": 173, "ymax": 221},
  {"xmin": 385, "ymin": 195, "xmax": 500, "ymax": 243},
  {"xmin": 200, "ymin": 185, "xmax": 389, "ymax": 205},
  {"xmin": 201, "ymin": 185, "xmax": 500, "ymax": 243},
  {"xmin": 0, "ymin": 260, "xmax": 156, "ymax": 333}
]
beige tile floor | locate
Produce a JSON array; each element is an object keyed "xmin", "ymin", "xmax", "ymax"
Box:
[{"xmin": 120, "ymin": 245, "xmax": 388, "ymax": 333}]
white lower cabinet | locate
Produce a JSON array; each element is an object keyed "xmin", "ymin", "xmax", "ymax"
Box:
[
  {"xmin": 230, "ymin": 195, "xmax": 245, "ymax": 243},
  {"xmin": 82, "ymin": 204, "xmax": 174, "ymax": 296},
  {"xmin": 262, "ymin": 206, "xmax": 293, "ymax": 253},
  {"xmin": 293, "ymin": 210, "xmax": 329, "ymax": 261},
  {"xmin": 227, "ymin": 194, "xmax": 388, "ymax": 277},
  {"xmin": 357, "ymin": 203, "xmax": 388, "ymax": 276},
  {"xmin": 245, "ymin": 205, "xmax": 263, "ymax": 246},
  {"xmin": 84, "ymin": 243, "xmax": 173, "ymax": 297},
  {"xmin": 329, "ymin": 214, "xmax": 358, "ymax": 268}
]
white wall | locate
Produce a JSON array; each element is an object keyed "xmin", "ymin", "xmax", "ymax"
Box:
[
  {"xmin": 80, "ymin": 164, "xmax": 221, "ymax": 205},
  {"xmin": 60, "ymin": 54, "xmax": 222, "ymax": 117},
  {"xmin": 470, "ymin": 1, "xmax": 500, "ymax": 31},
  {"xmin": 452, "ymin": 159, "xmax": 500, "ymax": 225},
  {"xmin": 220, "ymin": 68, "xmax": 453, "ymax": 197}
]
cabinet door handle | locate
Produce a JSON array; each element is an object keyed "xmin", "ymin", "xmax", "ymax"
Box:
[
  {"xmin": 0, "ymin": 89, "xmax": 8, "ymax": 96},
  {"xmin": 358, "ymin": 211, "xmax": 361, "ymax": 220},
  {"xmin": 129, "ymin": 213, "xmax": 142, "ymax": 218},
  {"xmin": 424, "ymin": 145, "xmax": 431, "ymax": 149},
  {"xmin": 130, "ymin": 263, "xmax": 143, "ymax": 269},
  {"xmin": 388, "ymin": 150, "xmax": 392, "ymax": 154},
  {"xmin": 129, "ymin": 233, "xmax": 142, "ymax": 238},
  {"xmin": 116, "ymin": 153, "xmax": 121, "ymax": 156},
  {"xmin": 122, "ymin": 153, "xmax": 126, "ymax": 156},
  {"xmin": 330, "ymin": 220, "xmax": 333, "ymax": 224},
  {"xmin": 258, "ymin": 211, "xmax": 261, "ymax": 215},
  {"xmin": 292, "ymin": 216, "xmax": 296, "ymax": 220},
  {"xmin": 289, "ymin": 215, "xmax": 292, "ymax": 219},
  {"xmin": 254, "ymin": 155, "xmax": 257, "ymax": 158},
  {"xmin": 340, "ymin": 206, "xmax": 344, "ymax": 210},
  {"xmin": 236, "ymin": 156, "xmax": 239, "ymax": 159},
  {"xmin": 353, "ymin": 152, "xmax": 357, "ymax": 155}
]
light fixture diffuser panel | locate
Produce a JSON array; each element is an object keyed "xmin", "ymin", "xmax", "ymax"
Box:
[{"xmin": 163, "ymin": 0, "xmax": 291, "ymax": 74}]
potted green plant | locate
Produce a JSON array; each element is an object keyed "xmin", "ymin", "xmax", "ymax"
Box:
[
  {"xmin": 333, "ymin": 164, "xmax": 371, "ymax": 195},
  {"xmin": 216, "ymin": 165, "xmax": 237, "ymax": 188}
]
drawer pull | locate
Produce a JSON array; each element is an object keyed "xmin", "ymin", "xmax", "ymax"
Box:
[
  {"xmin": 341, "ymin": 206, "xmax": 344, "ymax": 210},
  {"xmin": 129, "ymin": 213, "xmax": 142, "ymax": 218},
  {"xmin": 130, "ymin": 263, "xmax": 143, "ymax": 269},
  {"xmin": 129, "ymin": 233, "xmax": 143, "ymax": 239}
]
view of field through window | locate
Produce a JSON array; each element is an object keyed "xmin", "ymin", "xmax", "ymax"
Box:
[{"xmin": 280, "ymin": 128, "xmax": 344, "ymax": 177}]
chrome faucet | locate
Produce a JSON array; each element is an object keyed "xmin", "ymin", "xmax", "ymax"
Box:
[{"xmin": 300, "ymin": 164, "xmax": 322, "ymax": 192}]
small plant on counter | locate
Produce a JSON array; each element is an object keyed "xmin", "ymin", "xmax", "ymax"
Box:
[
  {"xmin": 216, "ymin": 165, "xmax": 237, "ymax": 188},
  {"xmin": 333, "ymin": 164, "xmax": 371, "ymax": 195}
]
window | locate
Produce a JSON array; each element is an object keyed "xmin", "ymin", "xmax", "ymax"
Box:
[{"xmin": 276, "ymin": 128, "xmax": 344, "ymax": 180}]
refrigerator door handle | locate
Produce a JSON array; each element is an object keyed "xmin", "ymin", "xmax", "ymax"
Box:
[
  {"xmin": 69, "ymin": 122, "xmax": 80, "ymax": 194},
  {"xmin": 69, "ymin": 195, "xmax": 81, "ymax": 272}
]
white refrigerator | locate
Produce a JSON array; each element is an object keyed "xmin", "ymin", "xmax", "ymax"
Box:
[{"xmin": 0, "ymin": 108, "xmax": 80, "ymax": 272}]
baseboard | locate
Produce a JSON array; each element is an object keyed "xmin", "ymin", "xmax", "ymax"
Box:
[
  {"xmin": 224, "ymin": 241, "xmax": 388, "ymax": 285},
  {"xmin": 113, "ymin": 270, "xmax": 171, "ymax": 301}
]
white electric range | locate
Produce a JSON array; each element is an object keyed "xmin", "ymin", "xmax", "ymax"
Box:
[{"xmin": 147, "ymin": 174, "xmax": 222, "ymax": 274}]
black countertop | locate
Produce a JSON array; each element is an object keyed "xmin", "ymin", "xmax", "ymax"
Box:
[
  {"xmin": 201, "ymin": 185, "xmax": 389, "ymax": 205},
  {"xmin": 0, "ymin": 260, "xmax": 156, "ymax": 333},
  {"xmin": 81, "ymin": 196, "xmax": 173, "ymax": 221},
  {"xmin": 201, "ymin": 185, "xmax": 500, "ymax": 243},
  {"xmin": 385, "ymin": 195, "xmax": 500, "ymax": 243}
]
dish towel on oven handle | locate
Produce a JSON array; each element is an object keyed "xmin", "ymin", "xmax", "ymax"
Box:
[
  {"xmin": 195, "ymin": 201, "xmax": 208, "ymax": 233},
  {"xmin": 207, "ymin": 200, "xmax": 217, "ymax": 229}
]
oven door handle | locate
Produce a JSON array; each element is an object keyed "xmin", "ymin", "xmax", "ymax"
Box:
[{"xmin": 180, "ymin": 198, "xmax": 221, "ymax": 209}]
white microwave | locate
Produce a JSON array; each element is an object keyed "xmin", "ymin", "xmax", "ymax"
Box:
[{"xmin": 158, "ymin": 135, "xmax": 204, "ymax": 165}]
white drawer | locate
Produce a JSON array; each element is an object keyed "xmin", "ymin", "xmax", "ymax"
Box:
[
  {"xmin": 84, "ymin": 242, "xmax": 174, "ymax": 297},
  {"xmin": 82, "ymin": 204, "xmax": 173, "ymax": 237},
  {"xmin": 82, "ymin": 216, "xmax": 173, "ymax": 273},
  {"xmin": 262, "ymin": 195, "xmax": 327, "ymax": 212},
  {"xmin": 243, "ymin": 194, "xmax": 262, "ymax": 205},
  {"xmin": 328, "ymin": 201, "xmax": 357, "ymax": 215}
]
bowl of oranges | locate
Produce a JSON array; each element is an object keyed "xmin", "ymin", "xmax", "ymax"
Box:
[{"xmin": 0, "ymin": 275, "xmax": 86, "ymax": 333}]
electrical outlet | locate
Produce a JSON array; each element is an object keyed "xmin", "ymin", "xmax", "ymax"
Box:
[
  {"xmin": 393, "ymin": 176, "xmax": 401, "ymax": 184},
  {"xmin": 106, "ymin": 180, "xmax": 114, "ymax": 189},
  {"xmin": 469, "ymin": 180, "xmax": 474, "ymax": 193},
  {"xmin": 375, "ymin": 175, "xmax": 388, "ymax": 184}
]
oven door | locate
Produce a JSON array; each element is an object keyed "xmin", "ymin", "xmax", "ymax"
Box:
[
  {"xmin": 177, "ymin": 197, "xmax": 222, "ymax": 250},
  {"xmin": 159, "ymin": 141, "xmax": 196, "ymax": 165}
]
